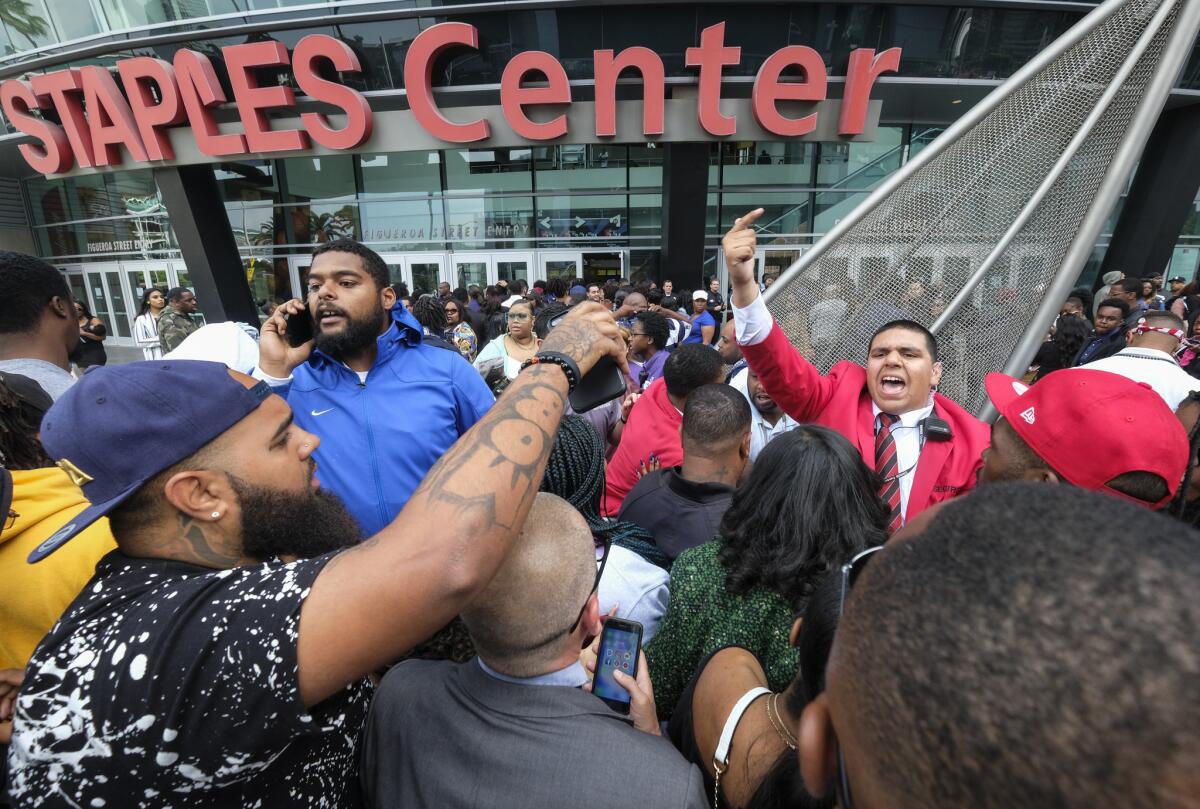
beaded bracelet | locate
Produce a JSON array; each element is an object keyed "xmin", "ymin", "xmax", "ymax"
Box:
[{"xmin": 519, "ymin": 351, "xmax": 581, "ymax": 392}]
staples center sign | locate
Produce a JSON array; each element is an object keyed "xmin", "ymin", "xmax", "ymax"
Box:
[{"xmin": 0, "ymin": 22, "xmax": 900, "ymax": 175}]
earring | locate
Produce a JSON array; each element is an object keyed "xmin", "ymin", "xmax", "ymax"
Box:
[{"xmin": 211, "ymin": 511, "xmax": 221, "ymax": 519}]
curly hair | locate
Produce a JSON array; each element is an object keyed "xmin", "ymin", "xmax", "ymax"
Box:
[
  {"xmin": 717, "ymin": 425, "xmax": 887, "ymax": 612},
  {"xmin": 540, "ymin": 415, "xmax": 669, "ymax": 569},
  {"xmin": 0, "ymin": 376, "xmax": 53, "ymax": 470}
]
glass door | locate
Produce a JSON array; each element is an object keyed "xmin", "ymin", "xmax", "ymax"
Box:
[
  {"xmin": 81, "ymin": 264, "xmax": 134, "ymax": 346},
  {"xmin": 582, "ymin": 251, "xmax": 624, "ymax": 284},
  {"xmin": 166, "ymin": 262, "xmax": 207, "ymax": 327},
  {"xmin": 378, "ymin": 253, "xmax": 448, "ymax": 298},
  {"xmin": 450, "ymin": 252, "xmax": 534, "ymax": 289},
  {"xmin": 538, "ymin": 251, "xmax": 581, "ymax": 283}
]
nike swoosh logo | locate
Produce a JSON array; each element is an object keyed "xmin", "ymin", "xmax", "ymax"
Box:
[{"xmin": 311, "ymin": 408, "xmax": 334, "ymax": 416}]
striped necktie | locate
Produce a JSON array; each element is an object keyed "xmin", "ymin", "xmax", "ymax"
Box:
[{"xmin": 875, "ymin": 413, "xmax": 903, "ymax": 533}]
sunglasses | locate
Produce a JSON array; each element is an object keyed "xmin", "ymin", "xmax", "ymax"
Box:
[
  {"xmin": 506, "ymin": 312, "xmax": 531, "ymax": 322},
  {"xmin": 569, "ymin": 534, "xmax": 612, "ymax": 634},
  {"xmin": 836, "ymin": 545, "xmax": 884, "ymax": 808}
]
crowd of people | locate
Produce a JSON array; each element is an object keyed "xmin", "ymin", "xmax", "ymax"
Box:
[{"xmin": 0, "ymin": 203, "xmax": 1198, "ymax": 809}]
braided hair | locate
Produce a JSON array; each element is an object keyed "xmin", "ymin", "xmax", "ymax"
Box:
[
  {"xmin": 540, "ymin": 415, "xmax": 670, "ymax": 569},
  {"xmin": 0, "ymin": 378, "xmax": 53, "ymax": 470},
  {"xmin": 412, "ymin": 293, "xmax": 447, "ymax": 334}
]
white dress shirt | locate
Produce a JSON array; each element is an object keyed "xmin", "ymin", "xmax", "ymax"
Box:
[
  {"xmin": 748, "ymin": 405, "xmax": 799, "ymax": 461},
  {"xmin": 731, "ymin": 293, "xmax": 774, "ymax": 346},
  {"xmin": 872, "ymin": 401, "xmax": 933, "ymax": 522},
  {"xmin": 1084, "ymin": 347, "xmax": 1200, "ymax": 411}
]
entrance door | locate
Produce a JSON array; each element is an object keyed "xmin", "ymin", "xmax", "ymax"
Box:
[
  {"xmin": 81, "ymin": 265, "xmax": 134, "ymax": 344},
  {"xmin": 378, "ymin": 253, "xmax": 449, "ymax": 296},
  {"xmin": 450, "ymin": 252, "xmax": 533, "ymax": 289},
  {"xmin": 539, "ymin": 251, "xmax": 625, "ymax": 284}
]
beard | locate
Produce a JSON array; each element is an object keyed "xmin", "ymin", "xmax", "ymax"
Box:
[
  {"xmin": 227, "ymin": 472, "xmax": 363, "ymax": 561},
  {"xmin": 313, "ymin": 304, "xmax": 387, "ymax": 358}
]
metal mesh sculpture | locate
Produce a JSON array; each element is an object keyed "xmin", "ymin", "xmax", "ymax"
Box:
[{"xmin": 763, "ymin": 0, "xmax": 1200, "ymax": 416}]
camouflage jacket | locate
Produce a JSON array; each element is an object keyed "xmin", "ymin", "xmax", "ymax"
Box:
[{"xmin": 158, "ymin": 308, "xmax": 198, "ymax": 354}]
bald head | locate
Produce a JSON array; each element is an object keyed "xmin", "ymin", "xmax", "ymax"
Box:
[{"xmin": 461, "ymin": 493, "xmax": 598, "ymax": 677}]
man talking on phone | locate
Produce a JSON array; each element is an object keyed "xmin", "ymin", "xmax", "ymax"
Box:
[
  {"xmin": 722, "ymin": 210, "xmax": 990, "ymax": 531},
  {"xmin": 360, "ymin": 492, "xmax": 706, "ymax": 808},
  {"xmin": 254, "ymin": 239, "xmax": 495, "ymax": 536}
]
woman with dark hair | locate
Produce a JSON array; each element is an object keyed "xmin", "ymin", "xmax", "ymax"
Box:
[
  {"xmin": 133, "ymin": 287, "xmax": 166, "ymax": 361},
  {"xmin": 541, "ymin": 415, "xmax": 670, "ymax": 641},
  {"xmin": 70, "ymin": 300, "xmax": 107, "ymax": 369},
  {"xmin": 646, "ymin": 425, "xmax": 888, "ymax": 720},
  {"xmin": 443, "ymin": 298, "xmax": 477, "ymax": 361},
  {"xmin": 1030, "ymin": 314, "xmax": 1089, "ymax": 382},
  {"xmin": 665, "ymin": 573, "xmax": 842, "ymax": 809}
]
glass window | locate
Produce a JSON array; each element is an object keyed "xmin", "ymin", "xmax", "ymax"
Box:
[
  {"xmin": 629, "ymin": 249, "xmax": 661, "ymax": 285},
  {"xmin": 360, "ymin": 199, "xmax": 445, "ymax": 252},
  {"xmin": 51, "ymin": 0, "xmax": 104, "ymax": 41},
  {"xmin": 284, "ymin": 203, "xmax": 360, "ymax": 244},
  {"xmin": 445, "ymin": 196, "xmax": 534, "ymax": 250},
  {"xmin": 25, "ymin": 177, "xmax": 70, "ymax": 227},
  {"xmin": 336, "ymin": 17, "xmax": 421, "ymax": 92},
  {"xmin": 721, "ymin": 193, "xmax": 809, "ymax": 240},
  {"xmin": 444, "ymin": 149, "xmax": 533, "ymax": 194},
  {"xmin": 534, "ymin": 145, "xmax": 627, "ymax": 191},
  {"xmin": 814, "ymin": 192, "xmax": 869, "ymax": 235},
  {"xmin": 535, "ymin": 195, "xmax": 627, "ymax": 239},
  {"xmin": 816, "ymin": 127, "xmax": 904, "ymax": 189},
  {"xmin": 283, "ymin": 155, "xmax": 355, "ymax": 202},
  {"xmin": 629, "ymin": 144, "xmax": 664, "ymax": 189},
  {"xmin": 360, "ymin": 151, "xmax": 442, "ymax": 196},
  {"xmin": 630, "ymin": 194, "xmax": 662, "ymax": 243},
  {"xmin": 245, "ymin": 257, "xmax": 293, "ymax": 309},
  {"xmin": 907, "ymin": 127, "xmax": 944, "ymax": 160},
  {"xmin": 721, "ymin": 142, "xmax": 815, "ymax": 187},
  {"xmin": 215, "ymin": 161, "xmax": 279, "ymax": 203}
]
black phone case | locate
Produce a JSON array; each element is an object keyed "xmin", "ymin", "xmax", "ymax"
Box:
[
  {"xmin": 569, "ymin": 355, "xmax": 626, "ymax": 413},
  {"xmin": 595, "ymin": 617, "xmax": 644, "ymax": 714},
  {"xmin": 285, "ymin": 308, "xmax": 314, "ymax": 347}
]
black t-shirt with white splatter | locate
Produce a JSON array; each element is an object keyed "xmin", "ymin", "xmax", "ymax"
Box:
[{"xmin": 5, "ymin": 550, "xmax": 372, "ymax": 808}]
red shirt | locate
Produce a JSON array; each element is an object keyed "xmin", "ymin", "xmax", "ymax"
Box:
[{"xmin": 603, "ymin": 378, "xmax": 683, "ymax": 516}]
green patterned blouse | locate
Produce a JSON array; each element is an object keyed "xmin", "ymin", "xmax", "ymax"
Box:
[{"xmin": 645, "ymin": 540, "xmax": 801, "ymax": 721}]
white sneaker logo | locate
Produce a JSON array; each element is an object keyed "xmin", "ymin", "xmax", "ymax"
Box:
[{"xmin": 311, "ymin": 408, "xmax": 334, "ymax": 417}]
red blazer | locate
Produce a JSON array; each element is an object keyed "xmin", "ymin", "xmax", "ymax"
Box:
[
  {"xmin": 742, "ymin": 325, "xmax": 990, "ymax": 520},
  {"xmin": 603, "ymin": 377, "xmax": 683, "ymax": 516}
]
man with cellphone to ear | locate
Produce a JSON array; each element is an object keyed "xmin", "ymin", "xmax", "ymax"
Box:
[
  {"xmin": 360, "ymin": 492, "xmax": 707, "ymax": 809},
  {"xmin": 721, "ymin": 209, "xmax": 990, "ymax": 532}
]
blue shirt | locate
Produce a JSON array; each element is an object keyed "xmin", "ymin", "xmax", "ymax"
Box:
[
  {"xmin": 682, "ymin": 311, "xmax": 716, "ymax": 344},
  {"xmin": 272, "ymin": 305, "xmax": 494, "ymax": 536},
  {"xmin": 477, "ymin": 658, "xmax": 590, "ymax": 687}
]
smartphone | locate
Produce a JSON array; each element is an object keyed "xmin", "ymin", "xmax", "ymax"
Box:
[
  {"xmin": 592, "ymin": 618, "xmax": 643, "ymax": 714},
  {"xmin": 284, "ymin": 306, "xmax": 314, "ymax": 347},
  {"xmin": 548, "ymin": 307, "xmax": 628, "ymax": 413}
]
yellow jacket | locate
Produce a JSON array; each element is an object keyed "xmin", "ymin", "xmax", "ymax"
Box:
[{"xmin": 0, "ymin": 466, "xmax": 116, "ymax": 670}]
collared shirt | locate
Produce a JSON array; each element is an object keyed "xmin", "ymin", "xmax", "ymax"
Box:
[
  {"xmin": 1084, "ymin": 346, "xmax": 1200, "ymax": 411},
  {"xmin": 749, "ymin": 404, "xmax": 799, "ymax": 461},
  {"xmin": 477, "ymin": 657, "xmax": 590, "ymax": 688},
  {"xmin": 871, "ymin": 400, "xmax": 934, "ymax": 522}
]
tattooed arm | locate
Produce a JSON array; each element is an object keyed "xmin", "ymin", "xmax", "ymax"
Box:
[{"xmin": 296, "ymin": 303, "xmax": 627, "ymax": 705}]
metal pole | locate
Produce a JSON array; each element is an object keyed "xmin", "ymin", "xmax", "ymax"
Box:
[
  {"xmin": 762, "ymin": 0, "xmax": 1136, "ymax": 306},
  {"xmin": 931, "ymin": 0, "xmax": 1181, "ymax": 334},
  {"xmin": 988, "ymin": 0, "xmax": 1200, "ymax": 421}
]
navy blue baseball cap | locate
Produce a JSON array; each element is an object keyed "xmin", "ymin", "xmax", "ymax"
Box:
[{"xmin": 31, "ymin": 360, "xmax": 273, "ymax": 563}]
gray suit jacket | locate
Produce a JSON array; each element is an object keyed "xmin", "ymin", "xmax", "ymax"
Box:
[{"xmin": 360, "ymin": 658, "xmax": 708, "ymax": 809}]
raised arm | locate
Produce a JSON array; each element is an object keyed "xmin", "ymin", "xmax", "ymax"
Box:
[
  {"xmin": 296, "ymin": 304, "xmax": 626, "ymax": 705},
  {"xmin": 723, "ymin": 209, "xmax": 835, "ymax": 422}
]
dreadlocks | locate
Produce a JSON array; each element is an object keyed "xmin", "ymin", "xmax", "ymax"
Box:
[
  {"xmin": 0, "ymin": 378, "xmax": 53, "ymax": 470},
  {"xmin": 411, "ymin": 294, "xmax": 447, "ymax": 334},
  {"xmin": 540, "ymin": 415, "xmax": 670, "ymax": 569},
  {"xmin": 1170, "ymin": 389, "xmax": 1200, "ymax": 527}
]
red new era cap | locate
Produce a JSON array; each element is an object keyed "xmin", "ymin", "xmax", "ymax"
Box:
[{"xmin": 985, "ymin": 369, "xmax": 1188, "ymax": 509}]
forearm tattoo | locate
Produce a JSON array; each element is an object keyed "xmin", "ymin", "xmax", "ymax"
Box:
[{"xmin": 410, "ymin": 365, "xmax": 566, "ymax": 531}]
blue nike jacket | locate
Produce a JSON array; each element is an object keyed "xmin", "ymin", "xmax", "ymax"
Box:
[{"xmin": 270, "ymin": 304, "xmax": 494, "ymax": 537}]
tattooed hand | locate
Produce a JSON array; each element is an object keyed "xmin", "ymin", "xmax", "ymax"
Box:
[{"xmin": 540, "ymin": 302, "xmax": 630, "ymax": 379}]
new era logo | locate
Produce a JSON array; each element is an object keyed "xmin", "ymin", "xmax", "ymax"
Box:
[{"xmin": 1020, "ymin": 407, "xmax": 1036, "ymax": 425}]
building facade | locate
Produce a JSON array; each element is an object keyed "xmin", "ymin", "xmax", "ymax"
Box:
[{"xmin": 0, "ymin": 0, "xmax": 1198, "ymax": 347}]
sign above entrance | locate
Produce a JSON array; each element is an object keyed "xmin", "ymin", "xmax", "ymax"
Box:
[{"xmin": 0, "ymin": 23, "xmax": 900, "ymax": 175}]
